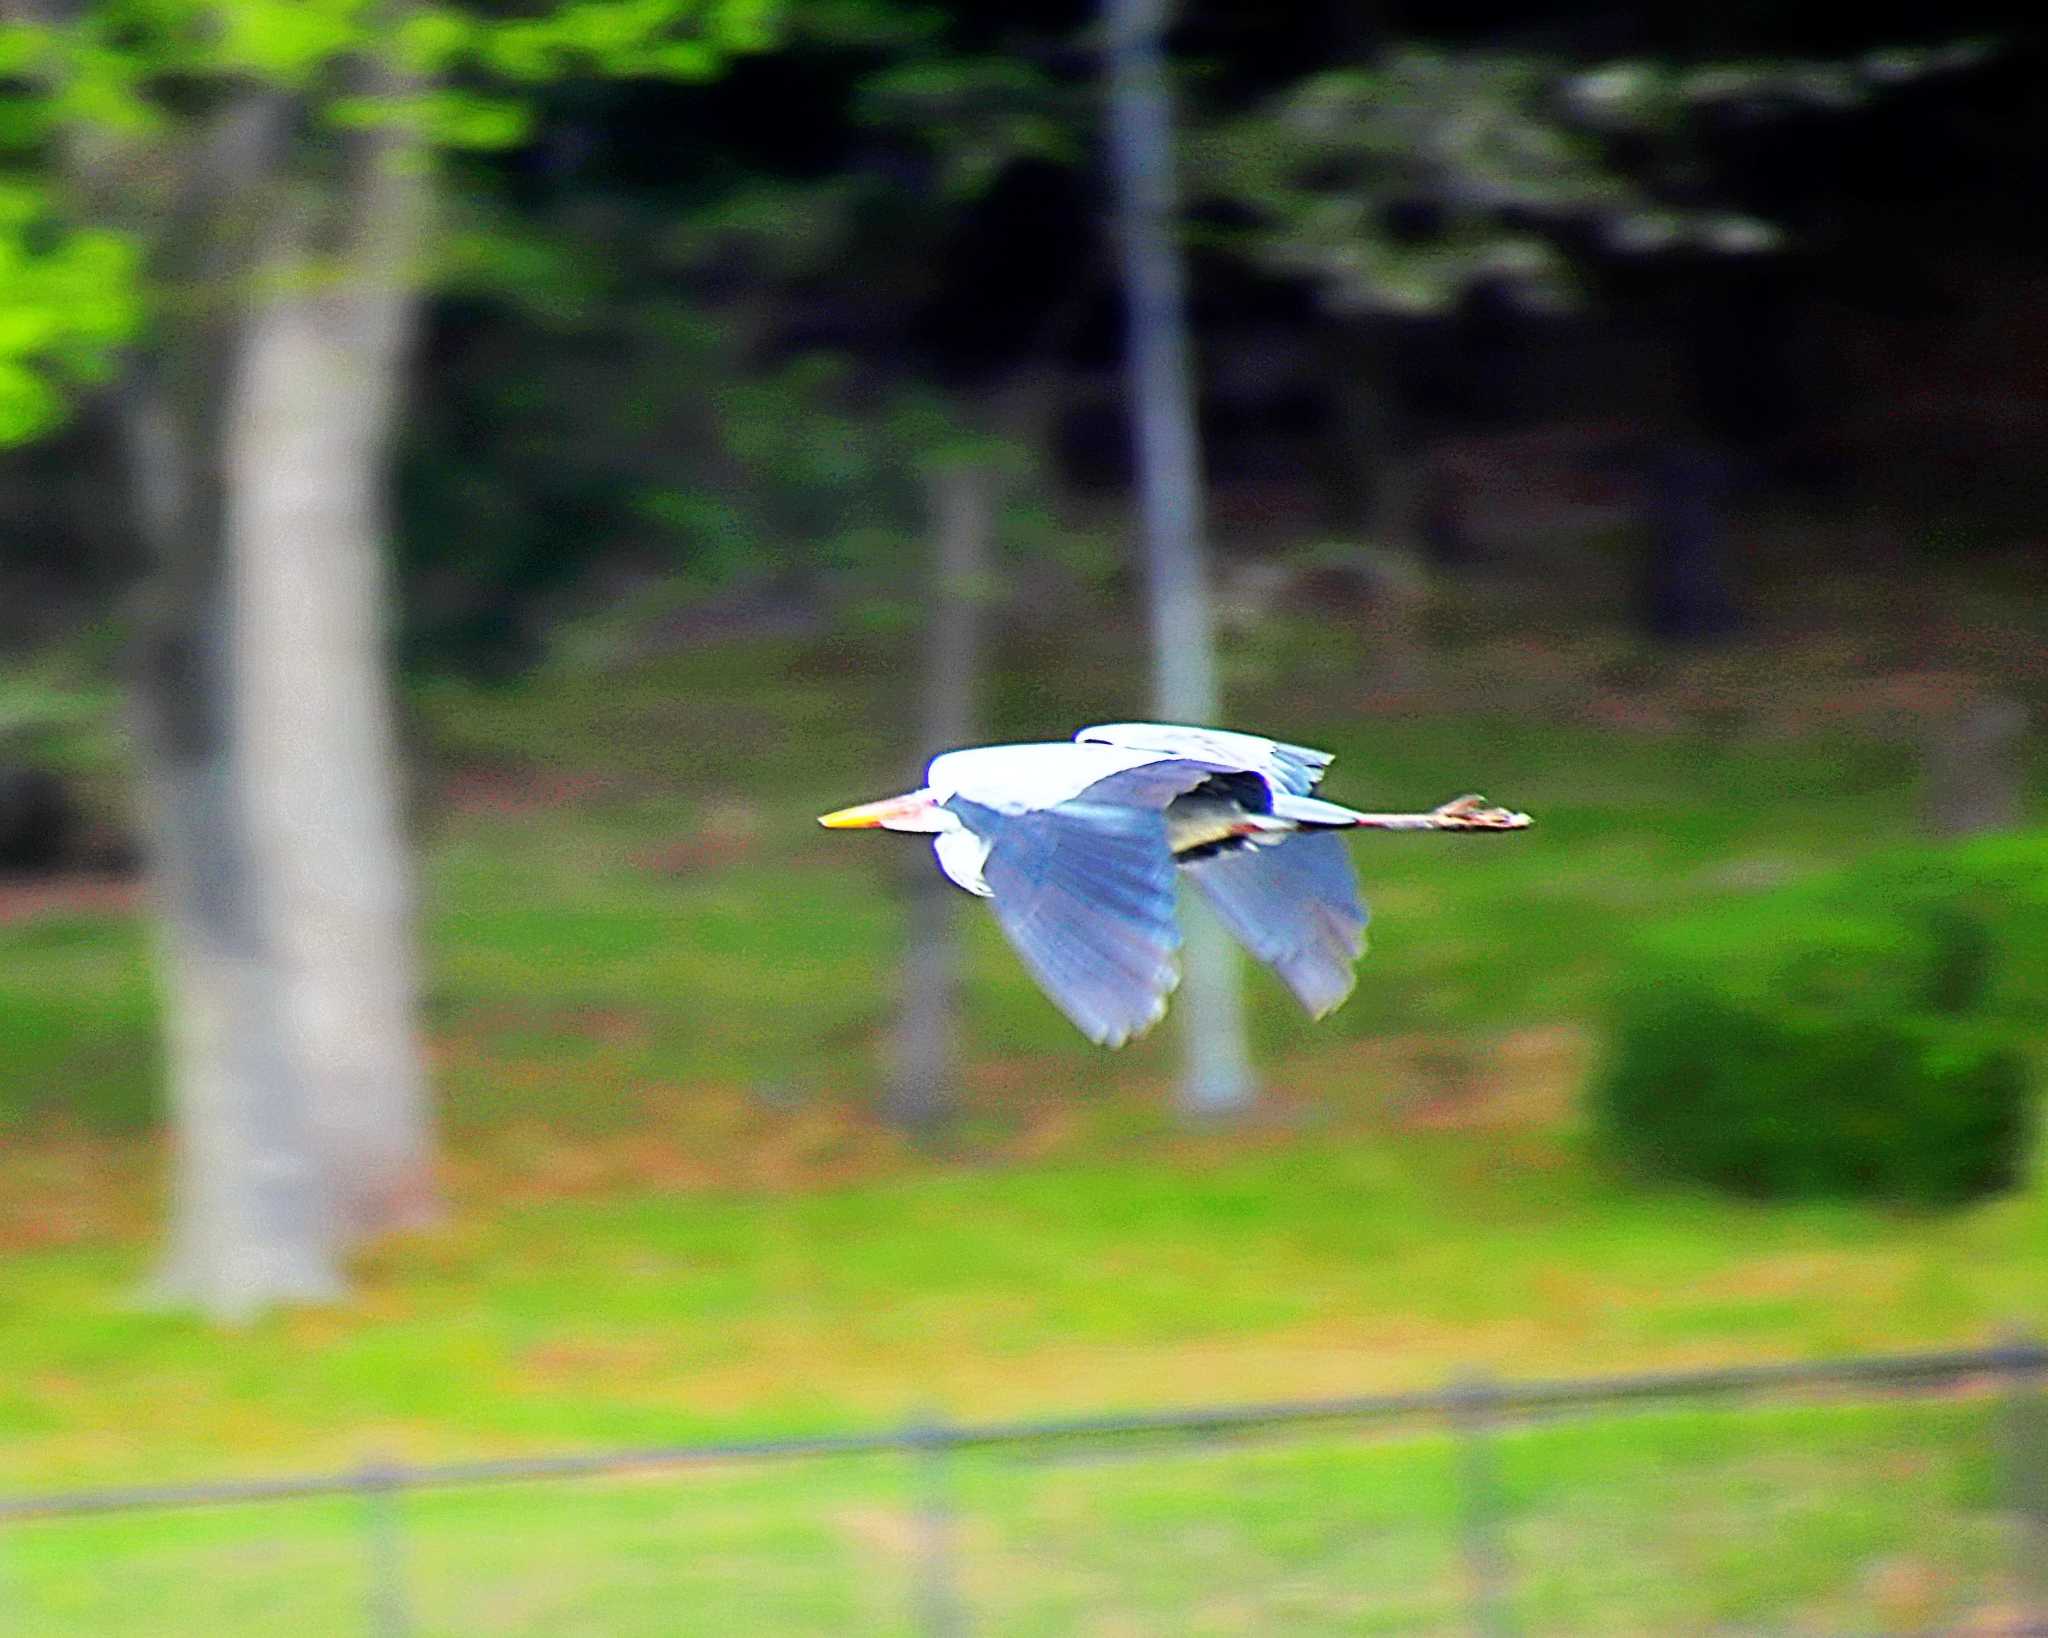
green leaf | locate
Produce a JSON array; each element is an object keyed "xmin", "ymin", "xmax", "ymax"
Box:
[
  {"xmin": 394, "ymin": 6, "xmax": 475, "ymax": 72},
  {"xmin": 331, "ymin": 88, "xmax": 534, "ymax": 150},
  {"xmin": 0, "ymin": 21, "xmax": 53, "ymax": 75},
  {"xmin": 0, "ymin": 358, "xmax": 60, "ymax": 442},
  {"xmin": 214, "ymin": 0, "xmax": 369, "ymax": 82}
]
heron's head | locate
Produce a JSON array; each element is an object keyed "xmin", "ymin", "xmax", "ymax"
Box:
[{"xmin": 816, "ymin": 787, "xmax": 952, "ymax": 833}]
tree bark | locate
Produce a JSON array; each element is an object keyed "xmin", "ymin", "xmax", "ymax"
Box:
[
  {"xmin": 121, "ymin": 342, "xmax": 347, "ymax": 1320},
  {"xmin": 226, "ymin": 145, "xmax": 436, "ymax": 1238},
  {"xmin": 140, "ymin": 745, "xmax": 346, "ymax": 1320},
  {"xmin": 103, "ymin": 94, "xmax": 346, "ymax": 1320},
  {"xmin": 130, "ymin": 550, "xmax": 346, "ymax": 1318},
  {"xmin": 1636, "ymin": 438, "xmax": 1741, "ymax": 644},
  {"xmin": 1105, "ymin": 0, "xmax": 1255, "ymax": 1117},
  {"xmin": 887, "ymin": 463, "xmax": 995, "ymax": 1133},
  {"xmin": 1921, "ymin": 696, "xmax": 2027, "ymax": 840},
  {"xmin": 117, "ymin": 88, "xmax": 435, "ymax": 1314}
]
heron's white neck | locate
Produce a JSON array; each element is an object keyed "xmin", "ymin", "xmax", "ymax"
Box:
[
  {"xmin": 933, "ymin": 825, "xmax": 993, "ymax": 895},
  {"xmin": 879, "ymin": 789, "xmax": 958, "ymax": 833}
]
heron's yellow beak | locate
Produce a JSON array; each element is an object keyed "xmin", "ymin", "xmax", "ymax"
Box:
[{"xmin": 817, "ymin": 793, "xmax": 928, "ymax": 829}]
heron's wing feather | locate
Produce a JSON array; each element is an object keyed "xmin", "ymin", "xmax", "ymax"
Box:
[
  {"xmin": 952, "ymin": 796, "xmax": 1183, "ymax": 1048},
  {"xmin": 1184, "ymin": 833, "xmax": 1369, "ymax": 1018},
  {"xmin": 1075, "ymin": 723, "xmax": 1334, "ymax": 796},
  {"xmin": 1071, "ymin": 756, "xmax": 1242, "ymax": 810}
]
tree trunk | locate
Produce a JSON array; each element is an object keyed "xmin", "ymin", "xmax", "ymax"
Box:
[
  {"xmin": 117, "ymin": 89, "xmax": 434, "ymax": 1315},
  {"xmin": 1921, "ymin": 696, "xmax": 2027, "ymax": 840},
  {"xmin": 888, "ymin": 462, "xmax": 994, "ymax": 1133},
  {"xmin": 1319, "ymin": 321, "xmax": 1431, "ymax": 557},
  {"xmin": 93, "ymin": 89, "xmax": 346, "ymax": 1320},
  {"xmin": 1104, "ymin": 0, "xmax": 1255, "ymax": 1118},
  {"xmin": 142, "ymin": 803, "xmax": 346, "ymax": 1319},
  {"xmin": 225, "ymin": 156, "xmax": 436, "ymax": 1237},
  {"xmin": 1638, "ymin": 438, "xmax": 1741, "ymax": 643},
  {"xmin": 124, "ymin": 372, "xmax": 347, "ymax": 1319}
]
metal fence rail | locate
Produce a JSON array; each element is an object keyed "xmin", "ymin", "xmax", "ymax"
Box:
[{"xmin": 5, "ymin": 1339, "xmax": 2046, "ymax": 1635}]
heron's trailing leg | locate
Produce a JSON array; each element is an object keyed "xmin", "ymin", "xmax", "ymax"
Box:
[{"xmin": 1337, "ymin": 795, "xmax": 1532, "ymax": 832}]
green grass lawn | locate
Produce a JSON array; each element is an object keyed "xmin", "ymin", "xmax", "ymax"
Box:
[
  {"xmin": 5, "ymin": 1399, "xmax": 2032, "ymax": 1634},
  {"xmin": 3, "ymin": 596, "xmax": 2048, "ymax": 1631}
]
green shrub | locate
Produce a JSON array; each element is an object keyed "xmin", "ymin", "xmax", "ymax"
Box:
[
  {"xmin": 1832, "ymin": 833, "xmax": 2048, "ymax": 1025},
  {"xmin": 1593, "ymin": 983, "xmax": 2029, "ymax": 1204},
  {"xmin": 1590, "ymin": 838, "xmax": 2044, "ymax": 1207}
]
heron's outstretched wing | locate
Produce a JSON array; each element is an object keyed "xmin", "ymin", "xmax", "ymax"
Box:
[
  {"xmin": 1184, "ymin": 833, "xmax": 1369, "ymax": 1018},
  {"xmin": 951, "ymin": 795, "xmax": 1184, "ymax": 1048},
  {"xmin": 1075, "ymin": 723, "xmax": 1334, "ymax": 797}
]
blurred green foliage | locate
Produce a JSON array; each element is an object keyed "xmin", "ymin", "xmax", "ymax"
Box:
[
  {"xmin": 0, "ymin": 0, "xmax": 784, "ymax": 447},
  {"xmin": 0, "ymin": 194, "xmax": 137, "ymax": 442},
  {"xmin": 1592, "ymin": 834, "xmax": 2047, "ymax": 1206},
  {"xmin": 397, "ymin": 306, "xmax": 1083, "ymax": 669},
  {"xmin": 852, "ymin": 52, "xmax": 1079, "ymax": 199},
  {"xmin": 389, "ymin": 0, "xmax": 1093, "ymax": 671},
  {"xmin": 1196, "ymin": 36, "xmax": 1993, "ymax": 316},
  {"xmin": 1197, "ymin": 50, "xmax": 1612, "ymax": 314},
  {"xmin": 1596, "ymin": 990, "xmax": 2027, "ymax": 1204}
]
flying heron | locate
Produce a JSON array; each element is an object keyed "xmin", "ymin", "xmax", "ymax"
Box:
[{"xmin": 818, "ymin": 723, "xmax": 1531, "ymax": 1047}]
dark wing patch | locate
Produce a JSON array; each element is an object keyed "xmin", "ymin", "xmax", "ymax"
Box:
[
  {"xmin": 1072, "ymin": 757, "xmax": 1240, "ymax": 811},
  {"xmin": 953, "ymin": 796, "xmax": 1183, "ymax": 1048},
  {"xmin": 1181, "ymin": 769, "xmax": 1274, "ymax": 815},
  {"xmin": 1183, "ymin": 833, "xmax": 1369, "ymax": 1019}
]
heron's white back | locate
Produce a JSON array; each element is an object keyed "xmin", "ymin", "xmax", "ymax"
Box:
[{"xmin": 925, "ymin": 741, "xmax": 1172, "ymax": 813}]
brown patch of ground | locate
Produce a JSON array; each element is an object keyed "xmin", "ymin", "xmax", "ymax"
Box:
[
  {"xmin": 629, "ymin": 802, "xmax": 760, "ymax": 877},
  {"xmin": 0, "ymin": 1127, "xmax": 160, "ymax": 1251},
  {"xmin": 430, "ymin": 1027, "xmax": 1588, "ymax": 1217},
  {"xmin": 0, "ymin": 874, "xmax": 141, "ymax": 926},
  {"xmin": 439, "ymin": 766, "xmax": 621, "ymax": 817},
  {"xmin": 1386, "ymin": 1025, "xmax": 1589, "ymax": 1132},
  {"xmin": 834, "ymin": 1505, "xmax": 925, "ymax": 1558},
  {"xmin": 434, "ymin": 1005, "xmax": 653, "ymax": 1055},
  {"xmin": 444, "ymin": 1090, "xmax": 920, "ymax": 1207},
  {"xmin": 0, "ymin": 1016, "xmax": 1590, "ymax": 1257},
  {"xmin": 1342, "ymin": 557, "xmax": 2048, "ymax": 746},
  {"xmin": 1952, "ymin": 1601, "xmax": 2048, "ymax": 1637}
]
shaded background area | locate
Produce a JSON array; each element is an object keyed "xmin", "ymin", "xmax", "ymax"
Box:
[{"xmin": 2, "ymin": 0, "xmax": 2047, "ymax": 1631}]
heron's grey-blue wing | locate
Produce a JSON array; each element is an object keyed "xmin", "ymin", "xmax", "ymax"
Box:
[
  {"xmin": 1184, "ymin": 833, "xmax": 1369, "ymax": 1018},
  {"xmin": 1075, "ymin": 723, "xmax": 1333, "ymax": 796},
  {"xmin": 951, "ymin": 796, "xmax": 1184, "ymax": 1048}
]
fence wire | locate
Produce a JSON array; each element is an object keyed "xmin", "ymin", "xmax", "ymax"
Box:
[{"xmin": 4, "ymin": 1340, "xmax": 2045, "ymax": 1636}]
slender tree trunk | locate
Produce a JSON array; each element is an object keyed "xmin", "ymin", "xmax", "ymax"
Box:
[
  {"xmin": 1104, "ymin": 0, "xmax": 1254, "ymax": 1117},
  {"xmin": 103, "ymin": 93, "xmax": 345, "ymax": 1320},
  {"xmin": 1637, "ymin": 438, "xmax": 1741, "ymax": 644},
  {"xmin": 1921, "ymin": 696, "xmax": 2027, "ymax": 840},
  {"xmin": 226, "ymin": 146, "xmax": 436, "ymax": 1236},
  {"xmin": 116, "ymin": 89, "xmax": 434, "ymax": 1315},
  {"xmin": 140, "ymin": 737, "xmax": 345, "ymax": 1319},
  {"xmin": 1319, "ymin": 322, "xmax": 1425, "ymax": 552},
  {"xmin": 124, "ymin": 365, "xmax": 346, "ymax": 1319},
  {"xmin": 888, "ymin": 462, "xmax": 994, "ymax": 1133}
]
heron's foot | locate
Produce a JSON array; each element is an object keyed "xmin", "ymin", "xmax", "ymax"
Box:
[{"xmin": 1430, "ymin": 794, "xmax": 1532, "ymax": 831}]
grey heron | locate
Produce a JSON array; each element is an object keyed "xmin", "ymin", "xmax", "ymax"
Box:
[{"xmin": 819, "ymin": 723, "xmax": 1531, "ymax": 1047}]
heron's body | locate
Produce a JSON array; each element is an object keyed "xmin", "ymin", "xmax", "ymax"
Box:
[
  {"xmin": 820, "ymin": 723, "xmax": 1529, "ymax": 1047},
  {"xmin": 919, "ymin": 741, "xmax": 1343, "ymax": 896}
]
